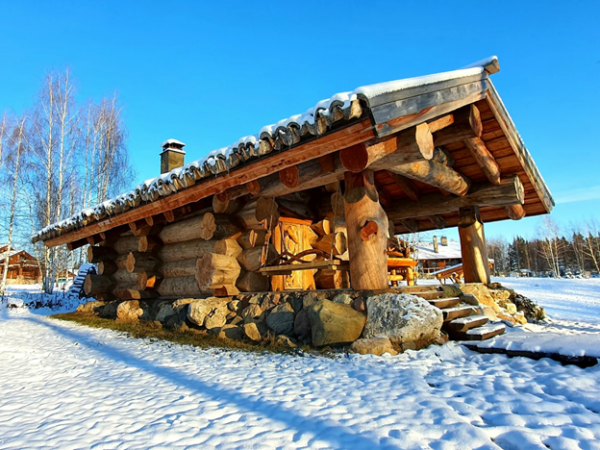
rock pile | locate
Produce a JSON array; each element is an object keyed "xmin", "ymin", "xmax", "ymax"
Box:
[{"xmin": 78, "ymin": 289, "xmax": 446, "ymax": 355}]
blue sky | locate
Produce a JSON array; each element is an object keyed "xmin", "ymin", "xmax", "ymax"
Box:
[{"xmin": 1, "ymin": 0, "xmax": 598, "ymax": 241}]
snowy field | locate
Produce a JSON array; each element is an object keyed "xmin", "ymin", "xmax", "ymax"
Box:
[{"xmin": 0, "ymin": 278, "xmax": 599, "ymax": 449}]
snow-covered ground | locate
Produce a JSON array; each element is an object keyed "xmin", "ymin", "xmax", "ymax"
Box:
[
  {"xmin": 495, "ymin": 277, "xmax": 600, "ymax": 326},
  {"xmin": 0, "ymin": 278, "xmax": 599, "ymax": 449}
]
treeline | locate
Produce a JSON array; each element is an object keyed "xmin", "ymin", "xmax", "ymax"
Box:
[
  {"xmin": 488, "ymin": 217, "xmax": 600, "ymax": 278},
  {"xmin": 0, "ymin": 69, "xmax": 133, "ymax": 293}
]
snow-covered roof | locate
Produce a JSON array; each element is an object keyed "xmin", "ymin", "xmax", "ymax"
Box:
[
  {"xmin": 161, "ymin": 138, "xmax": 186, "ymax": 147},
  {"xmin": 32, "ymin": 57, "xmax": 512, "ymax": 244},
  {"xmin": 413, "ymin": 240, "xmax": 463, "ymax": 261}
]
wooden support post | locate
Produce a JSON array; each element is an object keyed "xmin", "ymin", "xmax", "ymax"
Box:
[
  {"xmin": 458, "ymin": 206, "xmax": 490, "ymax": 284},
  {"xmin": 343, "ymin": 170, "xmax": 389, "ymax": 290}
]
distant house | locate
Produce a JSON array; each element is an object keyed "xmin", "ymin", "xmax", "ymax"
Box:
[
  {"xmin": 412, "ymin": 236, "xmax": 463, "ymax": 275},
  {"xmin": 0, "ymin": 245, "xmax": 42, "ymax": 283}
]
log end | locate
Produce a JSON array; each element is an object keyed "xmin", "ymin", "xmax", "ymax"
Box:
[{"xmin": 415, "ymin": 122, "xmax": 434, "ymax": 160}]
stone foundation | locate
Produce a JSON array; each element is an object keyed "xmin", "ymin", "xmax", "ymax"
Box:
[{"xmin": 76, "ymin": 283, "xmax": 544, "ymax": 354}]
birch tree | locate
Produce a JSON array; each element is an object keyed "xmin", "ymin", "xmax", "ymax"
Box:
[
  {"xmin": 0, "ymin": 117, "xmax": 26, "ymax": 295},
  {"xmin": 539, "ymin": 217, "xmax": 561, "ymax": 278}
]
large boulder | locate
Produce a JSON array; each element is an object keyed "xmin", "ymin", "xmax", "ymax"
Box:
[
  {"xmin": 243, "ymin": 322, "xmax": 263, "ymax": 342},
  {"xmin": 218, "ymin": 325, "xmax": 244, "ymax": 341},
  {"xmin": 293, "ymin": 309, "xmax": 311, "ymax": 340},
  {"xmin": 155, "ymin": 302, "xmax": 176, "ymax": 323},
  {"xmin": 187, "ymin": 297, "xmax": 229, "ymax": 328},
  {"xmin": 116, "ymin": 300, "xmax": 146, "ymax": 322},
  {"xmin": 266, "ymin": 302, "xmax": 295, "ymax": 335},
  {"xmin": 363, "ymin": 294, "xmax": 443, "ymax": 351},
  {"xmin": 205, "ymin": 308, "xmax": 228, "ymax": 330},
  {"xmin": 242, "ymin": 304, "xmax": 264, "ymax": 324},
  {"xmin": 308, "ymin": 300, "xmax": 366, "ymax": 347},
  {"xmin": 350, "ymin": 337, "xmax": 398, "ymax": 356},
  {"xmin": 459, "ymin": 284, "xmax": 499, "ymax": 312},
  {"xmin": 99, "ymin": 301, "xmax": 119, "ymax": 319}
]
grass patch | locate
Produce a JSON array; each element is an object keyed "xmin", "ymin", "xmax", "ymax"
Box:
[{"xmin": 51, "ymin": 312, "xmax": 313, "ymax": 355}]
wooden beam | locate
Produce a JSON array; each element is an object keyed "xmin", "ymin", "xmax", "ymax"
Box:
[
  {"xmin": 44, "ymin": 119, "xmax": 375, "ymax": 248},
  {"xmin": 255, "ymin": 123, "xmax": 435, "ymax": 199},
  {"xmin": 428, "ymin": 215, "xmax": 447, "ymax": 229},
  {"xmin": 387, "ymin": 175, "xmax": 524, "ymax": 221},
  {"xmin": 387, "ymin": 172, "xmax": 420, "ymax": 201},
  {"xmin": 506, "ymin": 204, "xmax": 526, "ymax": 220},
  {"xmin": 433, "ymin": 104, "xmax": 482, "ymax": 147},
  {"xmin": 344, "ymin": 170, "xmax": 389, "ymax": 290},
  {"xmin": 427, "ymin": 114, "xmax": 454, "ymax": 133},
  {"xmin": 464, "ymin": 137, "xmax": 501, "ymax": 185},
  {"xmin": 458, "ymin": 206, "xmax": 491, "ymax": 284},
  {"xmin": 67, "ymin": 238, "xmax": 88, "ymax": 251},
  {"xmin": 368, "ymin": 123, "xmax": 435, "ymax": 170},
  {"xmin": 387, "ymin": 160, "xmax": 471, "ymax": 196}
]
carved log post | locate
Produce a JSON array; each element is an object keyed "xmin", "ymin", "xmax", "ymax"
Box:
[
  {"xmin": 458, "ymin": 206, "xmax": 491, "ymax": 284},
  {"xmin": 343, "ymin": 170, "xmax": 389, "ymax": 290}
]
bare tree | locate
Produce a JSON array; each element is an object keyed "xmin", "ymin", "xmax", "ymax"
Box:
[
  {"xmin": 583, "ymin": 219, "xmax": 600, "ymax": 273},
  {"xmin": 0, "ymin": 116, "xmax": 26, "ymax": 294},
  {"xmin": 539, "ymin": 217, "xmax": 561, "ymax": 277}
]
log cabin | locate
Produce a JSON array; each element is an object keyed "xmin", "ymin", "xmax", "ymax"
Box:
[
  {"xmin": 31, "ymin": 56, "xmax": 553, "ymax": 302},
  {"xmin": 0, "ymin": 245, "xmax": 42, "ymax": 283}
]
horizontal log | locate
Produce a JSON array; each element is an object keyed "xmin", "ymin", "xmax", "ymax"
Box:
[
  {"xmin": 387, "ymin": 176, "xmax": 524, "ymax": 221},
  {"xmin": 196, "ymin": 253, "xmax": 241, "ymax": 291},
  {"xmin": 237, "ymin": 229, "xmax": 267, "ymax": 249},
  {"xmin": 138, "ymin": 236, "xmax": 161, "ymax": 252},
  {"xmin": 137, "ymin": 271, "xmax": 161, "ymax": 290},
  {"xmin": 156, "ymin": 239, "xmax": 229, "ymax": 262},
  {"xmin": 237, "ymin": 244, "xmax": 279, "ymax": 272},
  {"xmin": 111, "ymin": 269, "xmax": 138, "ymax": 285},
  {"xmin": 84, "ymin": 274, "xmax": 115, "ymax": 296},
  {"xmin": 112, "ymin": 236, "xmax": 140, "ymax": 255},
  {"xmin": 506, "ymin": 204, "xmax": 526, "ymax": 220},
  {"xmin": 160, "ymin": 258, "xmax": 198, "ymax": 278},
  {"xmin": 236, "ymin": 270, "xmax": 270, "ymax": 292},
  {"xmin": 236, "ymin": 198, "xmax": 279, "ymax": 230},
  {"xmin": 212, "ymin": 192, "xmax": 245, "ymax": 215},
  {"xmin": 154, "ymin": 212, "xmax": 210, "ymax": 244},
  {"xmin": 87, "ymin": 246, "xmax": 117, "ymax": 264},
  {"xmin": 199, "ymin": 213, "xmax": 241, "ymax": 240},
  {"xmin": 126, "ymin": 252, "xmax": 160, "ymax": 273},
  {"xmin": 156, "ymin": 276, "xmax": 204, "ymax": 298},
  {"xmin": 97, "ymin": 259, "xmax": 117, "ymax": 276},
  {"xmin": 388, "ymin": 160, "xmax": 471, "ymax": 196}
]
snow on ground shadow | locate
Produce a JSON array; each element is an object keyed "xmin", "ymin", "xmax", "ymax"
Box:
[{"xmin": 1, "ymin": 278, "xmax": 600, "ymax": 449}]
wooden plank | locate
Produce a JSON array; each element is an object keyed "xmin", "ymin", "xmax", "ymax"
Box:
[
  {"xmin": 258, "ymin": 260, "xmax": 349, "ymax": 275},
  {"xmin": 372, "ymin": 81, "xmax": 488, "ymax": 137},
  {"xmin": 44, "ymin": 120, "xmax": 374, "ymax": 247}
]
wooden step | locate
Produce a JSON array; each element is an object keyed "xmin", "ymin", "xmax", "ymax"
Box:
[
  {"xmin": 445, "ymin": 315, "xmax": 489, "ymax": 333},
  {"xmin": 429, "ymin": 297, "xmax": 461, "ymax": 309},
  {"xmin": 395, "ymin": 285, "xmax": 441, "ymax": 294},
  {"xmin": 452, "ymin": 323, "xmax": 506, "ymax": 341},
  {"xmin": 443, "ymin": 305, "xmax": 478, "ymax": 322},
  {"xmin": 410, "ymin": 291, "xmax": 446, "ymax": 300}
]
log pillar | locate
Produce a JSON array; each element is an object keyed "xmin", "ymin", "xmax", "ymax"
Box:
[
  {"xmin": 458, "ymin": 206, "xmax": 490, "ymax": 284},
  {"xmin": 343, "ymin": 170, "xmax": 389, "ymax": 290}
]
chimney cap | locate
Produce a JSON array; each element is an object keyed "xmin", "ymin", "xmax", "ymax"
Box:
[{"xmin": 161, "ymin": 139, "xmax": 186, "ymax": 154}]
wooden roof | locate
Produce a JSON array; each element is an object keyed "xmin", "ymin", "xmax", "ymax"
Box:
[{"xmin": 32, "ymin": 56, "xmax": 553, "ymax": 248}]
